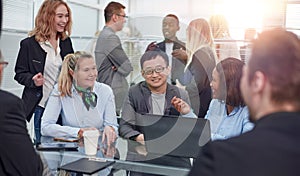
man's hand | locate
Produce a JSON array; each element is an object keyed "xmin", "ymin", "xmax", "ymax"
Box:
[
  {"xmin": 172, "ymin": 48, "xmax": 188, "ymax": 62},
  {"xmin": 145, "ymin": 41, "xmax": 159, "ymax": 52},
  {"xmin": 171, "ymin": 96, "xmax": 191, "ymax": 115},
  {"xmin": 32, "ymin": 72, "xmax": 44, "ymax": 86},
  {"xmin": 135, "ymin": 134, "xmax": 145, "ymax": 145}
]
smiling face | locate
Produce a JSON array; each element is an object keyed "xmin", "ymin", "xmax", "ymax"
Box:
[
  {"xmin": 73, "ymin": 57, "xmax": 98, "ymax": 89},
  {"xmin": 142, "ymin": 55, "xmax": 170, "ymax": 93},
  {"xmin": 162, "ymin": 16, "xmax": 179, "ymax": 41},
  {"xmin": 54, "ymin": 4, "xmax": 69, "ymax": 33}
]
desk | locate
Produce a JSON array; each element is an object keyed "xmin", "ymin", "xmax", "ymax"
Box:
[{"xmin": 38, "ymin": 137, "xmax": 190, "ymax": 176}]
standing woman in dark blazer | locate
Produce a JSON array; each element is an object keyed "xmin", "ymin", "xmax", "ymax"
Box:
[
  {"xmin": 180, "ymin": 18, "xmax": 217, "ymax": 118},
  {"xmin": 14, "ymin": 0, "xmax": 74, "ymax": 143}
]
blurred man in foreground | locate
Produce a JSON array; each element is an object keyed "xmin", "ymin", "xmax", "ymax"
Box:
[
  {"xmin": 189, "ymin": 28, "xmax": 300, "ymax": 176},
  {"xmin": 0, "ymin": 51, "xmax": 44, "ymax": 175}
]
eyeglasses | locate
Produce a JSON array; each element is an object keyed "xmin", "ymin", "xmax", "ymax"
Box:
[
  {"xmin": 143, "ymin": 66, "xmax": 166, "ymax": 76},
  {"xmin": 116, "ymin": 14, "xmax": 128, "ymax": 18}
]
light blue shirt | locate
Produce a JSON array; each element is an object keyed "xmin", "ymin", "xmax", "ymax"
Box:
[
  {"xmin": 41, "ymin": 82, "xmax": 118, "ymax": 138},
  {"xmin": 205, "ymin": 99, "xmax": 254, "ymax": 141}
]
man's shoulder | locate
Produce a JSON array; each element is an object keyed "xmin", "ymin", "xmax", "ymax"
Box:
[
  {"xmin": 0, "ymin": 90, "xmax": 23, "ymax": 109},
  {"xmin": 20, "ymin": 35, "xmax": 36, "ymax": 45},
  {"xmin": 129, "ymin": 81, "xmax": 147, "ymax": 92},
  {"xmin": 0, "ymin": 90, "xmax": 21, "ymax": 102},
  {"xmin": 174, "ymin": 38, "xmax": 185, "ymax": 47},
  {"xmin": 100, "ymin": 26, "xmax": 116, "ymax": 37}
]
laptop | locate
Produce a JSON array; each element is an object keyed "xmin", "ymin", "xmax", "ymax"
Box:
[{"xmin": 136, "ymin": 113, "xmax": 211, "ymax": 158}]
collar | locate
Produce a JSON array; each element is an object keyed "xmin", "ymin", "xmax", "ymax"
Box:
[{"xmin": 255, "ymin": 111, "xmax": 300, "ymax": 127}]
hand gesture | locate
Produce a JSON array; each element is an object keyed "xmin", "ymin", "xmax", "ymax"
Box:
[
  {"xmin": 32, "ymin": 72, "xmax": 44, "ymax": 86},
  {"xmin": 145, "ymin": 41, "xmax": 159, "ymax": 52},
  {"xmin": 135, "ymin": 134, "xmax": 145, "ymax": 145},
  {"xmin": 171, "ymin": 96, "xmax": 191, "ymax": 115},
  {"xmin": 172, "ymin": 48, "xmax": 188, "ymax": 62}
]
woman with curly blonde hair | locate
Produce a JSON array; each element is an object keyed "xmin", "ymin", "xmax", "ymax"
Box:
[{"xmin": 14, "ymin": 0, "xmax": 74, "ymax": 143}]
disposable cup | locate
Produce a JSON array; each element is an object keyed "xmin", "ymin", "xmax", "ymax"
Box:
[{"xmin": 83, "ymin": 130, "xmax": 100, "ymax": 156}]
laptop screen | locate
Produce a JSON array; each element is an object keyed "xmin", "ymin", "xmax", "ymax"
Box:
[{"xmin": 136, "ymin": 113, "xmax": 211, "ymax": 158}]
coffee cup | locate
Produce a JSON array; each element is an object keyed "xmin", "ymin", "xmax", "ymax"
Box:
[{"xmin": 83, "ymin": 130, "xmax": 100, "ymax": 156}]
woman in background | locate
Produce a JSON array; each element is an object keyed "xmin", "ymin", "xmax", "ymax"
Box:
[
  {"xmin": 180, "ymin": 18, "xmax": 217, "ymax": 118},
  {"xmin": 41, "ymin": 51, "xmax": 118, "ymax": 146},
  {"xmin": 206, "ymin": 57, "xmax": 253, "ymax": 140},
  {"xmin": 14, "ymin": 0, "xmax": 74, "ymax": 143},
  {"xmin": 209, "ymin": 14, "xmax": 241, "ymax": 62}
]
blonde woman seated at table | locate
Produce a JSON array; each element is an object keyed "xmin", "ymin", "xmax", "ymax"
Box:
[
  {"xmin": 41, "ymin": 51, "xmax": 118, "ymax": 145},
  {"xmin": 206, "ymin": 57, "xmax": 253, "ymax": 141}
]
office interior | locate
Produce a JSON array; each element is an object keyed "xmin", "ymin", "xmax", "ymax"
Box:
[{"xmin": 0, "ymin": 0, "xmax": 299, "ymax": 174}]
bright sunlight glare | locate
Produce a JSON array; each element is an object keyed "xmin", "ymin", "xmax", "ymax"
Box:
[{"xmin": 213, "ymin": 0, "xmax": 267, "ymax": 39}]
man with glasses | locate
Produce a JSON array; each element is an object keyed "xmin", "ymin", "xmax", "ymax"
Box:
[
  {"xmin": 95, "ymin": 1, "xmax": 133, "ymax": 115},
  {"xmin": 0, "ymin": 50, "xmax": 44, "ymax": 175},
  {"xmin": 119, "ymin": 49, "xmax": 196, "ymax": 176}
]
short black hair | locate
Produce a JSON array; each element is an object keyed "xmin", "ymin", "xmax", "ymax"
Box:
[
  {"xmin": 165, "ymin": 14, "xmax": 179, "ymax": 25},
  {"xmin": 140, "ymin": 49, "xmax": 169, "ymax": 69}
]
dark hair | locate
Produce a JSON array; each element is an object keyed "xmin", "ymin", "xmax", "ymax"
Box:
[
  {"xmin": 140, "ymin": 49, "xmax": 169, "ymax": 69},
  {"xmin": 165, "ymin": 14, "xmax": 179, "ymax": 25},
  {"xmin": 216, "ymin": 57, "xmax": 245, "ymax": 106},
  {"xmin": 104, "ymin": 1, "xmax": 125, "ymax": 23},
  {"xmin": 248, "ymin": 28, "xmax": 300, "ymax": 106}
]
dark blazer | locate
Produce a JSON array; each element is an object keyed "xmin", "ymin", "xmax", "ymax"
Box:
[
  {"xmin": 156, "ymin": 38, "xmax": 186, "ymax": 85},
  {"xmin": 14, "ymin": 35, "xmax": 73, "ymax": 121},
  {"xmin": 183, "ymin": 46, "xmax": 216, "ymax": 118},
  {"xmin": 189, "ymin": 112, "xmax": 300, "ymax": 176},
  {"xmin": 0, "ymin": 90, "xmax": 43, "ymax": 176}
]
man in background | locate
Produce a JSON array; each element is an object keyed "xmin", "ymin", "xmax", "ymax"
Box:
[
  {"xmin": 0, "ymin": 50, "xmax": 44, "ymax": 175},
  {"xmin": 146, "ymin": 14, "xmax": 187, "ymax": 85},
  {"xmin": 95, "ymin": 1, "xmax": 133, "ymax": 115},
  {"xmin": 188, "ymin": 29, "xmax": 300, "ymax": 175}
]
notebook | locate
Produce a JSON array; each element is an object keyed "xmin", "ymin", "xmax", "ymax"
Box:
[
  {"xmin": 136, "ymin": 113, "xmax": 211, "ymax": 158},
  {"xmin": 59, "ymin": 158, "xmax": 115, "ymax": 175}
]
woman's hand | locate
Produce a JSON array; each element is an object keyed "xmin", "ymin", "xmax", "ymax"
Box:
[
  {"xmin": 171, "ymin": 96, "xmax": 191, "ymax": 115},
  {"xmin": 77, "ymin": 127, "xmax": 98, "ymax": 139},
  {"xmin": 102, "ymin": 126, "xmax": 117, "ymax": 147}
]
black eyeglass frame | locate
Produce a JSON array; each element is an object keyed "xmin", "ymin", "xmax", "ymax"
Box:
[
  {"xmin": 142, "ymin": 66, "xmax": 166, "ymax": 76},
  {"xmin": 116, "ymin": 14, "xmax": 129, "ymax": 18}
]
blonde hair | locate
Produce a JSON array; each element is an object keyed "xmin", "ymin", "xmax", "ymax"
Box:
[
  {"xmin": 58, "ymin": 51, "xmax": 93, "ymax": 97},
  {"xmin": 209, "ymin": 14, "xmax": 230, "ymax": 39},
  {"xmin": 29, "ymin": 0, "xmax": 72, "ymax": 42},
  {"xmin": 186, "ymin": 18, "xmax": 215, "ymax": 66}
]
